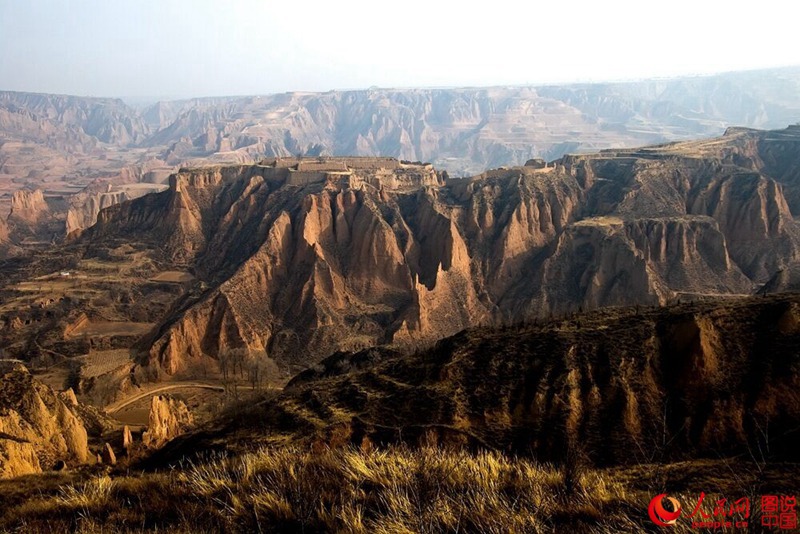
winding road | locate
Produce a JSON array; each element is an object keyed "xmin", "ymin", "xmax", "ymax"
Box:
[{"xmin": 105, "ymin": 383, "xmax": 224, "ymax": 414}]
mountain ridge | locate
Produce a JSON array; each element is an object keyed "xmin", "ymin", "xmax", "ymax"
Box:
[
  {"xmin": 72, "ymin": 127, "xmax": 800, "ymax": 379},
  {"xmin": 149, "ymin": 292, "xmax": 800, "ymax": 466}
]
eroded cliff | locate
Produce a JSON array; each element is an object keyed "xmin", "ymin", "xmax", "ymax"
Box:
[
  {"xmin": 80, "ymin": 128, "xmax": 800, "ymax": 377},
  {"xmin": 151, "ymin": 294, "xmax": 800, "ymax": 466},
  {"xmin": 0, "ymin": 365, "xmax": 90, "ymax": 478}
]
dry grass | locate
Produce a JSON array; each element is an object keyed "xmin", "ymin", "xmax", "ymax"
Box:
[
  {"xmin": 2, "ymin": 447, "xmax": 792, "ymax": 533},
  {"xmin": 0, "ymin": 445, "xmax": 655, "ymax": 533}
]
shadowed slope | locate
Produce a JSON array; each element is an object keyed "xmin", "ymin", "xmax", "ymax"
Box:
[{"xmin": 149, "ymin": 293, "xmax": 800, "ymax": 467}]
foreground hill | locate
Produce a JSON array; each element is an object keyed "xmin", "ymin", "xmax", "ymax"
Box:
[
  {"xmin": 0, "ymin": 364, "xmax": 110, "ymax": 478},
  {"xmin": 3, "ymin": 294, "xmax": 798, "ymax": 532},
  {"xmin": 154, "ymin": 293, "xmax": 800, "ymax": 467},
  {"xmin": 3, "ymin": 445, "xmax": 797, "ymax": 533},
  {"xmin": 74, "ymin": 126, "xmax": 800, "ymax": 378}
]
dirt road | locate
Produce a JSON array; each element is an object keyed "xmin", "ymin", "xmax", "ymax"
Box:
[{"xmin": 105, "ymin": 383, "xmax": 224, "ymax": 414}]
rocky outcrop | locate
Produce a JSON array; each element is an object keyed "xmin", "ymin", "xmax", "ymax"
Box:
[
  {"xmin": 65, "ymin": 181, "xmax": 167, "ymax": 236},
  {"xmin": 78, "ymin": 128, "xmax": 800, "ymax": 378},
  {"xmin": 534, "ymin": 216, "xmax": 752, "ymax": 313},
  {"xmin": 60, "ymin": 388, "xmax": 78, "ymax": 407},
  {"xmin": 122, "ymin": 425, "xmax": 133, "ymax": 456},
  {"xmin": 158, "ymin": 294, "xmax": 800, "ymax": 467},
  {"xmin": 0, "ymin": 365, "xmax": 90, "ymax": 478},
  {"xmin": 101, "ymin": 442, "xmax": 117, "ymax": 465},
  {"xmin": 141, "ymin": 396, "xmax": 193, "ymax": 449},
  {"xmin": 8, "ymin": 189, "xmax": 49, "ymax": 225},
  {"xmin": 688, "ymin": 171, "xmax": 799, "ymax": 280}
]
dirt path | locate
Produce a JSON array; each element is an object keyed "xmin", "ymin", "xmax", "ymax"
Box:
[
  {"xmin": 33, "ymin": 337, "xmax": 69, "ymax": 362},
  {"xmin": 105, "ymin": 383, "xmax": 224, "ymax": 414}
]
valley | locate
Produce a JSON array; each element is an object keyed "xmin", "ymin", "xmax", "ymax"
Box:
[
  {"xmin": 1, "ymin": 83, "xmax": 799, "ymax": 533},
  {"xmin": 3, "ymin": 127, "xmax": 800, "ymax": 420},
  {"xmin": 3, "ymin": 2, "xmax": 799, "ymax": 529}
]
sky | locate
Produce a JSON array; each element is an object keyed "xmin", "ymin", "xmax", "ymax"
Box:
[{"xmin": 1, "ymin": 0, "xmax": 798, "ymax": 99}]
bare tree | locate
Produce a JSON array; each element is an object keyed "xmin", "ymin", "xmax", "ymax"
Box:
[{"xmin": 246, "ymin": 349, "xmax": 279, "ymax": 391}]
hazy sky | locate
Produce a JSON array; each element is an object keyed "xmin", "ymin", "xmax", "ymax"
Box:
[{"xmin": 1, "ymin": 0, "xmax": 798, "ymax": 99}]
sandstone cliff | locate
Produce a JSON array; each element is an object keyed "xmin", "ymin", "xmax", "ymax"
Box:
[
  {"xmin": 7, "ymin": 189, "xmax": 49, "ymax": 226},
  {"xmin": 78, "ymin": 128, "xmax": 800, "ymax": 378},
  {"xmin": 65, "ymin": 181, "xmax": 167, "ymax": 236},
  {"xmin": 141, "ymin": 395, "xmax": 193, "ymax": 449},
  {"xmin": 0, "ymin": 365, "xmax": 90, "ymax": 478}
]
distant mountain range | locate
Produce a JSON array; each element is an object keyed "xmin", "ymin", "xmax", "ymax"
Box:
[{"xmin": 2, "ymin": 66, "xmax": 800, "ymax": 186}]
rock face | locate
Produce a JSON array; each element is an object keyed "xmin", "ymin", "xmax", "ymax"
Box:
[
  {"xmin": 160, "ymin": 294, "xmax": 800, "ymax": 467},
  {"xmin": 141, "ymin": 395, "xmax": 193, "ymax": 449},
  {"xmin": 60, "ymin": 388, "xmax": 78, "ymax": 407},
  {"xmin": 80, "ymin": 128, "xmax": 800, "ymax": 378},
  {"xmin": 8, "ymin": 189, "xmax": 49, "ymax": 226},
  {"xmin": 0, "ymin": 365, "xmax": 90, "ymax": 478},
  {"xmin": 0, "ymin": 181, "xmax": 167, "ymax": 242},
  {"xmin": 535, "ymin": 216, "xmax": 752, "ymax": 313},
  {"xmin": 65, "ymin": 181, "xmax": 167, "ymax": 236},
  {"xmin": 102, "ymin": 442, "xmax": 117, "ymax": 466},
  {"xmin": 4, "ymin": 188, "xmax": 63, "ymax": 244}
]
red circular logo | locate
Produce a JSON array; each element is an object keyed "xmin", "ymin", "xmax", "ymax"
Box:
[{"xmin": 649, "ymin": 494, "xmax": 682, "ymax": 527}]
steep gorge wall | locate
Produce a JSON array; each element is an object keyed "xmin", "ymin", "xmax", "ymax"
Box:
[{"xmin": 83, "ymin": 128, "xmax": 800, "ymax": 378}]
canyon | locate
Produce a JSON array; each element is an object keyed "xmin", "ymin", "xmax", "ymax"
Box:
[
  {"xmin": 1, "ymin": 125, "xmax": 799, "ymax": 408},
  {"xmin": 64, "ymin": 126, "xmax": 800, "ymax": 382},
  {"xmin": 0, "ymin": 120, "xmax": 798, "ymax": 533},
  {"xmin": 2, "ymin": 3, "xmax": 799, "ymax": 528},
  {"xmin": 3, "ymin": 125, "xmax": 799, "ymax": 394}
]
